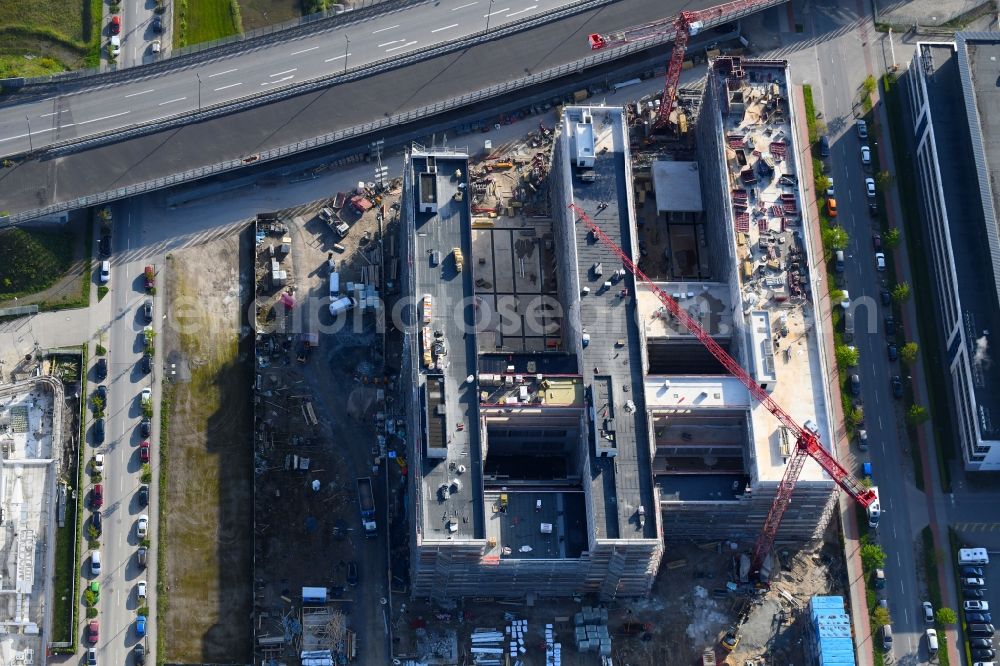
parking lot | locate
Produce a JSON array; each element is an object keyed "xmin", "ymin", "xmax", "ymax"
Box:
[{"xmin": 954, "ymin": 542, "xmax": 1000, "ymax": 660}]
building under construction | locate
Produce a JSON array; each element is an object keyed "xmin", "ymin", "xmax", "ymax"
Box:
[{"xmin": 402, "ymin": 57, "xmax": 843, "ymax": 599}]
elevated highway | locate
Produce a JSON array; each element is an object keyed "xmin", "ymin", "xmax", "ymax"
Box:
[{"xmin": 0, "ymin": 0, "xmax": 786, "ymax": 220}]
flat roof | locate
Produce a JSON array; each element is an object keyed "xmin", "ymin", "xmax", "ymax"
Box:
[
  {"xmin": 636, "ymin": 282, "xmax": 733, "ymax": 339},
  {"xmin": 657, "ymin": 474, "xmax": 750, "ymax": 502},
  {"xmin": 644, "ymin": 376, "xmax": 751, "ymax": 410},
  {"xmin": 563, "ymin": 106, "xmax": 656, "ymax": 539},
  {"xmin": 652, "ymin": 160, "xmax": 704, "ymax": 212},
  {"xmin": 946, "ymin": 36, "xmax": 1000, "ymax": 436},
  {"xmin": 714, "ymin": 60, "xmax": 832, "ymax": 484},
  {"xmin": 411, "ymin": 150, "xmax": 485, "ymax": 540},
  {"xmin": 483, "ymin": 490, "xmax": 588, "ymax": 560}
]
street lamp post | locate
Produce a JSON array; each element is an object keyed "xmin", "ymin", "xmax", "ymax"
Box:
[
  {"xmin": 485, "ymin": 0, "xmax": 495, "ymax": 32},
  {"xmin": 197, "ymin": 73, "xmax": 202, "ymax": 111},
  {"xmin": 344, "ymin": 35, "xmax": 350, "ymax": 74},
  {"xmin": 24, "ymin": 115, "xmax": 32, "ymax": 152}
]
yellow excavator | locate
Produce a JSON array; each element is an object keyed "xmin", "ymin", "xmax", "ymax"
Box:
[{"xmin": 720, "ymin": 600, "xmax": 752, "ymax": 652}]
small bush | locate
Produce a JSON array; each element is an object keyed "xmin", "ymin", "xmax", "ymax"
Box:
[
  {"xmin": 95, "ymin": 344, "xmax": 106, "ymax": 356},
  {"xmin": 86, "ymin": 607, "xmax": 98, "ymax": 619}
]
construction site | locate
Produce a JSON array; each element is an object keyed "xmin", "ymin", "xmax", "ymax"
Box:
[
  {"xmin": 249, "ymin": 165, "xmax": 407, "ymax": 666},
  {"xmin": 393, "ymin": 10, "xmax": 872, "ymax": 663}
]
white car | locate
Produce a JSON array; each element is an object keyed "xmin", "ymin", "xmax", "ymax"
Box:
[
  {"xmin": 99, "ymin": 260, "xmax": 111, "ymax": 283},
  {"xmin": 865, "ymin": 177, "xmax": 876, "ymax": 198},
  {"xmin": 826, "ymin": 182, "xmax": 835, "ymax": 198},
  {"xmin": 923, "ymin": 601, "xmax": 934, "ymax": 622},
  {"xmin": 861, "ymin": 145, "xmax": 871, "ymax": 165},
  {"xmin": 856, "ymin": 119, "xmax": 868, "ymax": 139},
  {"xmin": 150, "ymin": 39, "xmax": 161, "ymax": 53},
  {"xmin": 109, "ymin": 35, "xmax": 121, "ymax": 57},
  {"xmin": 137, "ymin": 580, "xmax": 147, "ymax": 603},
  {"xmin": 875, "ymin": 252, "xmax": 886, "ymax": 271},
  {"xmin": 136, "ymin": 515, "xmax": 149, "ymax": 539},
  {"xmin": 93, "ymin": 453, "xmax": 105, "ymax": 474},
  {"xmin": 839, "ymin": 290, "xmax": 851, "ymax": 309},
  {"xmin": 141, "ymin": 387, "xmax": 152, "ymax": 406},
  {"xmin": 965, "ymin": 600, "xmax": 989, "ymax": 611}
]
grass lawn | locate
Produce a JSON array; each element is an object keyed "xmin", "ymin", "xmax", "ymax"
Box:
[
  {"xmin": 0, "ymin": 0, "xmax": 101, "ymax": 75},
  {"xmin": 174, "ymin": 0, "xmax": 241, "ymax": 49},
  {"xmin": 238, "ymin": 0, "xmax": 298, "ymax": 31},
  {"xmin": 0, "ymin": 227, "xmax": 76, "ymax": 299}
]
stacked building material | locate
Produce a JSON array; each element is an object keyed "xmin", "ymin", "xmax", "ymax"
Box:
[
  {"xmin": 470, "ymin": 628, "xmax": 504, "ymax": 666},
  {"xmin": 573, "ymin": 606, "xmax": 611, "ymax": 656},
  {"xmin": 544, "ymin": 623, "xmax": 561, "ymax": 666}
]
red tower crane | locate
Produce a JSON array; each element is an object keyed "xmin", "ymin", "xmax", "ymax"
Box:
[
  {"xmin": 588, "ymin": 0, "xmax": 775, "ymax": 129},
  {"xmin": 568, "ymin": 203, "xmax": 877, "ymax": 574}
]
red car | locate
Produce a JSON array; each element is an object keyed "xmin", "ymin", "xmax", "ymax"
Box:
[
  {"xmin": 139, "ymin": 440, "xmax": 150, "ymax": 463},
  {"xmin": 86, "ymin": 619, "xmax": 99, "ymax": 644},
  {"xmin": 91, "ymin": 484, "xmax": 103, "ymax": 509},
  {"xmin": 144, "ymin": 265, "xmax": 155, "ymax": 290},
  {"xmin": 109, "ymin": 15, "xmax": 121, "ymax": 34}
]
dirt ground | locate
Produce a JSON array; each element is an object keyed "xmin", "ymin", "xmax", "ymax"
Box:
[
  {"xmin": 161, "ymin": 230, "xmax": 253, "ymax": 663},
  {"xmin": 252, "ymin": 186, "xmax": 400, "ymax": 665}
]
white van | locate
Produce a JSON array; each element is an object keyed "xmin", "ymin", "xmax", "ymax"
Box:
[
  {"xmin": 881, "ymin": 624, "xmax": 892, "ymax": 650},
  {"xmin": 329, "ymin": 272, "xmax": 340, "ymax": 299},
  {"xmin": 329, "ymin": 296, "xmax": 356, "ymax": 315},
  {"xmin": 959, "ymin": 548, "xmax": 990, "ymax": 565},
  {"xmin": 91, "ymin": 551, "xmax": 102, "ymax": 576}
]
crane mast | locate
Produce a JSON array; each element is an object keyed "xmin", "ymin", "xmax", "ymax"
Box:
[{"xmin": 567, "ymin": 204, "xmax": 876, "ymax": 573}]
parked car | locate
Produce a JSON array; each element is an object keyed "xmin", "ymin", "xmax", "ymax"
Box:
[
  {"xmin": 134, "ymin": 644, "xmax": 145, "ymax": 666},
  {"xmin": 888, "ymin": 344, "xmax": 898, "ymax": 361},
  {"xmin": 137, "ymin": 580, "xmax": 147, "ymax": 603},
  {"xmin": 923, "ymin": 601, "xmax": 934, "ymax": 622},
  {"xmin": 880, "ymin": 289, "xmax": 891, "ymax": 307},
  {"xmin": 99, "ymin": 234, "xmax": 111, "ymax": 257},
  {"xmin": 137, "ymin": 546, "xmax": 148, "ymax": 569},
  {"xmin": 973, "ymin": 649, "xmax": 996, "ymax": 661},
  {"xmin": 965, "ymin": 577, "xmax": 987, "ymax": 587},
  {"xmin": 857, "ymin": 429, "xmax": 869, "ymax": 450},
  {"xmin": 95, "ymin": 384, "xmax": 107, "ymax": 403},
  {"xmin": 150, "ymin": 39, "xmax": 161, "ymax": 53},
  {"xmin": 151, "ymin": 16, "xmax": 162, "ymax": 32},
  {"xmin": 875, "ymin": 568, "xmax": 886, "ymax": 589},
  {"xmin": 90, "ymin": 551, "xmax": 101, "ymax": 576},
  {"xmin": 865, "ymin": 177, "xmax": 876, "ymax": 198},
  {"xmin": 850, "ymin": 374, "xmax": 861, "ymax": 397},
  {"xmin": 347, "ymin": 561, "xmax": 359, "ymax": 586},
  {"xmin": 885, "ymin": 316, "xmax": 896, "ymax": 336},
  {"xmin": 140, "ymin": 418, "xmax": 151, "ymax": 437},
  {"xmin": 964, "ymin": 566, "xmax": 986, "ymax": 577},
  {"xmin": 140, "ymin": 440, "xmax": 151, "ymax": 463},
  {"xmin": 967, "ymin": 611, "xmax": 992, "ymax": 623},
  {"xmin": 136, "ymin": 615, "xmax": 146, "ymax": 638},
  {"xmin": 965, "ymin": 588, "xmax": 986, "ymax": 599},
  {"xmin": 820, "ymin": 135, "xmax": 831, "ymax": 157},
  {"xmin": 93, "ymin": 418, "xmax": 105, "ymax": 443},
  {"xmin": 91, "ymin": 484, "xmax": 104, "ymax": 509},
  {"xmin": 966, "ymin": 601, "xmax": 990, "ymax": 611},
  {"xmin": 93, "ymin": 454, "xmax": 104, "ymax": 474},
  {"xmin": 873, "ymin": 233, "xmax": 882, "ymax": 250},
  {"xmin": 857, "ymin": 119, "xmax": 868, "ymax": 139},
  {"xmin": 136, "ymin": 515, "xmax": 149, "ymax": 539},
  {"xmin": 827, "ymin": 198, "xmax": 838, "ymax": 217},
  {"xmin": 971, "ymin": 639, "xmax": 994, "ymax": 648},
  {"xmin": 87, "ymin": 648, "xmax": 97, "ymax": 666},
  {"xmin": 92, "ymin": 510, "xmax": 102, "ymax": 534},
  {"xmin": 891, "ymin": 376, "xmax": 903, "ymax": 399},
  {"xmin": 109, "ymin": 15, "xmax": 121, "ymax": 34},
  {"xmin": 86, "ymin": 619, "xmax": 100, "ymax": 644},
  {"xmin": 861, "ymin": 145, "xmax": 871, "ymax": 165},
  {"xmin": 141, "ymin": 387, "xmax": 152, "ymax": 406},
  {"xmin": 95, "ymin": 357, "xmax": 107, "ymax": 380},
  {"xmin": 109, "ymin": 35, "xmax": 121, "ymax": 58},
  {"xmin": 144, "ymin": 265, "xmax": 155, "ymax": 290},
  {"xmin": 138, "ymin": 484, "xmax": 149, "ymax": 506},
  {"xmin": 143, "ymin": 299, "xmax": 153, "ymax": 321},
  {"xmin": 141, "ymin": 353, "xmax": 152, "ymax": 374},
  {"xmin": 875, "ymin": 252, "xmax": 886, "ymax": 271}
]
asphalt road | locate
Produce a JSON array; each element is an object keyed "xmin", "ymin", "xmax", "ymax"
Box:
[
  {"xmin": 0, "ymin": 0, "xmax": 737, "ymax": 217},
  {"xmin": 91, "ymin": 203, "xmax": 160, "ymax": 666},
  {"xmin": 805, "ymin": 0, "xmax": 929, "ymax": 660},
  {"xmin": 0, "ymin": 0, "xmax": 584, "ymax": 156},
  {"xmin": 115, "ymin": 0, "xmax": 164, "ymax": 68}
]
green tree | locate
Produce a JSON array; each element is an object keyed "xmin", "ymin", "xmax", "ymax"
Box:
[
  {"xmin": 140, "ymin": 464, "xmax": 152, "ymax": 484},
  {"xmin": 872, "ymin": 606, "xmax": 891, "ymax": 627},
  {"xmin": 87, "ymin": 525, "xmax": 99, "ymax": 540},
  {"xmin": 823, "ymin": 226, "xmax": 849, "ymax": 251},
  {"xmin": 86, "ymin": 607, "xmax": 98, "ymax": 619},
  {"xmin": 84, "ymin": 587, "xmax": 98, "ymax": 607},
  {"xmin": 849, "ymin": 406, "xmax": 865, "ymax": 427},
  {"xmin": 875, "ymin": 169, "xmax": 894, "ymax": 190},
  {"xmin": 884, "ymin": 228, "xmax": 901, "ymax": 249},
  {"xmin": 95, "ymin": 344, "xmax": 107, "ymax": 356},
  {"xmin": 936, "ymin": 607, "xmax": 957, "ymax": 625},
  {"xmin": 900, "ymin": 342, "xmax": 919, "ymax": 365},
  {"xmin": 861, "ymin": 543, "xmax": 887, "ymax": 570},
  {"xmin": 836, "ymin": 345, "xmax": 860, "ymax": 368},
  {"xmin": 863, "ymin": 75, "xmax": 877, "ymax": 96},
  {"xmin": 908, "ymin": 404, "xmax": 929, "ymax": 426},
  {"xmin": 892, "ymin": 282, "xmax": 911, "ymax": 303},
  {"xmin": 91, "ymin": 396, "xmax": 104, "ymax": 417}
]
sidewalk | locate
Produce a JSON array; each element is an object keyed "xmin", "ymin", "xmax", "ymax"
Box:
[
  {"xmin": 869, "ymin": 68, "xmax": 962, "ymax": 665},
  {"xmin": 792, "ymin": 84, "xmax": 875, "ymax": 666}
]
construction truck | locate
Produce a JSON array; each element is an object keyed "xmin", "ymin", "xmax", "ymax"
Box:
[{"xmin": 357, "ymin": 478, "xmax": 377, "ymax": 538}]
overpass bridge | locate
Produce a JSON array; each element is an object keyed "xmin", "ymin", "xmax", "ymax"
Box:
[{"xmin": 0, "ymin": 0, "xmax": 787, "ymax": 221}]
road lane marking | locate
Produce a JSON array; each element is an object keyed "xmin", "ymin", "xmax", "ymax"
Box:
[
  {"xmin": 269, "ymin": 68, "xmax": 297, "ymax": 77},
  {"xmin": 124, "ymin": 89, "xmax": 155, "ymax": 98},
  {"xmin": 157, "ymin": 97, "xmax": 186, "ymax": 106},
  {"xmin": 451, "ymin": 1, "xmax": 476, "ymax": 9},
  {"xmin": 431, "ymin": 23, "xmax": 459, "ymax": 32},
  {"xmin": 372, "ymin": 24, "xmax": 400, "ymax": 33},
  {"xmin": 39, "ymin": 110, "xmax": 64, "ymax": 118},
  {"xmin": 77, "ymin": 110, "xmax": 131, "ymax": 125},
  {"xmin": 208, "ymin": 68, "xmax": 238, "ymax": 77},
  {"xmin": 325, "ymin": 53, "xmax": 351, "ymax": 62},
  {"xmin": 261, "ymin": 76, "xmax": 294, "ymax": 86},
  {"xmin": 484, "ymin": 7, "xmax": 509, "ymax": 16},
  {"xmin": 385, "ymin": 40, "xmax": 418, "ymax": 52},
  {"xmin": 290, "ymin": 45, "xmax": 319, "ymax": 56},
  {"xmin": 506, "ymin": 4, "xmax": 536, "ymax": 16},
  {"xmin": 214, "ymin": 82, "xmax": 243, "ymax": 91},
  {"xmin": 0, "ymin": 125, "xmax": 61, "ymax": 142},
  {"xmin": 378, "ymin": 39, "xmax": 402, "ymax": 47}
]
